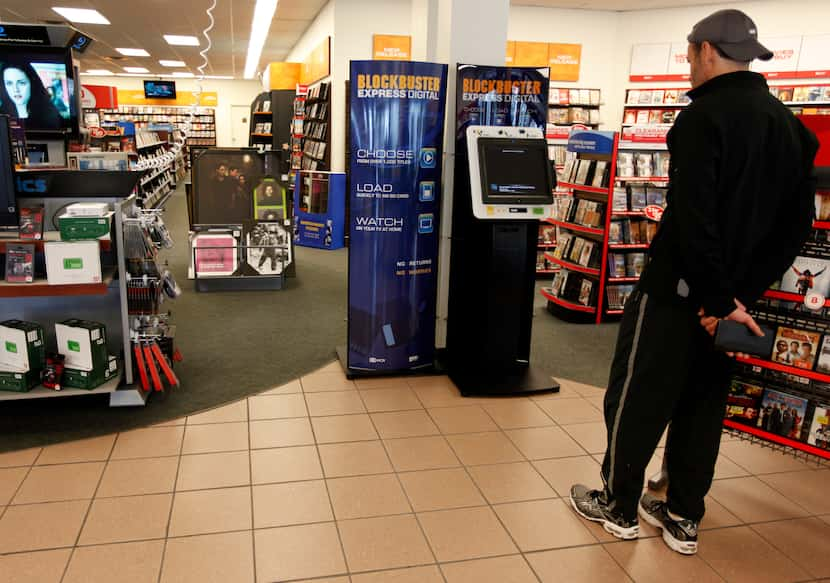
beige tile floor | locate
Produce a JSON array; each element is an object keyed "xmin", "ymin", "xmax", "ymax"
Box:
[{"xmin": 1, "ymin": 362, "xmax": 829, "ymax": 583}]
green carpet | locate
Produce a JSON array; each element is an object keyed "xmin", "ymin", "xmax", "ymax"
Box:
[{"xmin": 0, "ymin": 186, "xmax": 617, "ymax": 452}]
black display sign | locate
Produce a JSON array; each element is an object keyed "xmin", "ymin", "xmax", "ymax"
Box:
[
  {"xmin": 14, "ymin": 170, "xmax": 140, "ymax": 198},
  {"xmin": 0, "ymin": 24, "xmax": 51, "ymax": 46}
]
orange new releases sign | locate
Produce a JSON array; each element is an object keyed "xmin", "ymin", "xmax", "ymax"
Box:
[
  {"xmin": 513, "ymin": 42, "xmax": 548, "ymax": 68},
  {"xmin": 373, "ymin": 35, "xmax": 411, "ymax": 61},
  {"xmin": 548, "ymin": 43, "xmax": 581, "ymax": 82},
  {"xmin": 506, "ymin": 41, "xmax": 582, "ymax": 81}
]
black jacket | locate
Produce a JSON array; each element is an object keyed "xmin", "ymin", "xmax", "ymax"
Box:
[{"xmin": 639, "ymin": 71, "xmax": 819, "ymax": 318}]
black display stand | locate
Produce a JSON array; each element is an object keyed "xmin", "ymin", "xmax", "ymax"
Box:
[{"xmin": 445, "ymin": 148, "xmax": 559, "ymax": 397}]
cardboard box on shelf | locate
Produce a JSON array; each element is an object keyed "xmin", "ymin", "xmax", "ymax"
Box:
[
  {"xmin": 62, "ymin": 355, "xmax": 120, "ymax": 390},
  {"xmin": 65, "ymin": 203, "xmax": 110, "ymax": 217},
  {"xmin": 58, "ymin": 212, "xmax": 113, "ymax": 241},
  {"xmin": 44, "ymin": 241, "xmax": 102, "ymax": 285},
  {"xmin": 0, "ymin": 368, "xmax": 40, "ymax": 392},
  {"xmin": 0, "ymin": 320, "xmax": 46, "ymax": 373},
  {"xmin": 55, "ymin": 320, "xmax": 108, "ymax": 372}
]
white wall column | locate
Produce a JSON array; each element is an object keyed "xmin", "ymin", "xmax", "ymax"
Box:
[
  {"xmin": 429, "ymin": 0, "xmax": 510, "ymax": 349},
  {"xmin": 411, "ymin": 0, "xmax": 440, "ymax": 61}
]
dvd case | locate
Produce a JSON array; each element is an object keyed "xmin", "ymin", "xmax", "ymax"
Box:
[{"xmin": 757, "ymin": 388, "xmax": 809, "ymax": 440}]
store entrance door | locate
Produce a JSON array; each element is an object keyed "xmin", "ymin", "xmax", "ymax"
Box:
[{"xmin": 230, "ymin": 105, "xmax": 250, "ymax": 147}]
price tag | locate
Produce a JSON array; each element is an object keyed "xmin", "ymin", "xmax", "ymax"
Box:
[
  {"xmin": 643, "ymin": 205, "xmax": 664, "ymax": 222},
  {"xmin": 804, "ymin": 292, "xmax": 825, "ymax": 311}
]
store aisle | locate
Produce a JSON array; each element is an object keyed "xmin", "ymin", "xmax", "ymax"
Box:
[
  {"xmin": 0, "ymin": 364, "xmax": 827, "ymax": 583},
  {"xmin": 0, "ymin": 185, "xmax": 349, "ymax": 453},
  {"xmin": 0, "ymin": 183, "xmax": 620, "ymax": 453}
]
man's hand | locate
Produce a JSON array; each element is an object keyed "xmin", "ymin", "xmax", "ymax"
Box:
[
  {"xmin": 724, "ymin": 301, "xmax": 764, "ymax": 337},
  {"xmin": 699, "ymin": 300, "xmax": 764, "ymax": 360}
]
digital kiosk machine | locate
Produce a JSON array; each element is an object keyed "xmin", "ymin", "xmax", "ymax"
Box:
[{"xmin": 446, "ymin": 125, "xmax": 559, "ymax": 395}]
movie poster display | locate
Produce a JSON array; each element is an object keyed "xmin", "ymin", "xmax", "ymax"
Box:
[
  {"xmin": 192, "ymin": 149, "xmax": 263, "ymax": 225},
  {"xmin": 347, "ymin": 60, "xmax": 448, "ymax": 372}
]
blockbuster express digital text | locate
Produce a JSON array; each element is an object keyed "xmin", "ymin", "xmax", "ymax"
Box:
[
  {"xmin": 461, "ymin": 79, "xmax": 544, "ymax": 103},
  {"xmin": 356, "ymin": 74, "xmax": 443, "ymax": 99}
]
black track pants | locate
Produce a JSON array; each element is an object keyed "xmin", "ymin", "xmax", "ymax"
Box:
[{"xmin": 600, "ymin": 289, "xmax": 733, "ymax": 522}]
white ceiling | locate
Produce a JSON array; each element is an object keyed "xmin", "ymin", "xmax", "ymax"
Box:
[
  {"xmin": 0, "ymin": 0, "xmax": 328, "ymax": 78},
  {"xmin": 510, "ymin": 0, "xmax": 759, "ymax": 10},
  {"xmin": 1, "ymin": 0, "xmax": 770, "ymax": 78}
]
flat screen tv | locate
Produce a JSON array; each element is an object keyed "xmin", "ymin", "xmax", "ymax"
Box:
[
  {"xmin": 0, "ymin": 46, "xmax": 78, "ymax": 134},
  {"xmin": 144, "ymin": 80, "xmax": 177, "ymax": 99}
]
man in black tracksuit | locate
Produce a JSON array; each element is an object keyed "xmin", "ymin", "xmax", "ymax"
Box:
[{"xmin": 570, "ymin": 9, "xmax": 818, "ymax": 555}]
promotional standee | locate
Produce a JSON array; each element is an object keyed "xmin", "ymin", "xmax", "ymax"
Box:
[
  {"xmin": 447, "ymin": 64, "xmax": 559, "ymax": 395},
  {"xmin": 190, "ymin": 148, "xmax": 294, "ymax": 291},
  {"xmin": 293, "ymin": 171, "xmax": 346, "ymax": 250},
  {"xmin": 343, "ymin": 60, "xmax": 448, "ymax": 374}
]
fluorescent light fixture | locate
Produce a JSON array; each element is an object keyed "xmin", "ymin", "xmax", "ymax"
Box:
[
  {"xmin": 116, "ymin": 48, "xmax": 150, "ymax": 57},
  {"xmin": 159, "ymin": 60, "xmax": 186, "ymax": 67},
  {"xmin": 83, "ymin": 69, "xmax": 114, "ymax": 76},
  {"xmin": 124, "ymin": 67, "xmax": 149, "ymax": 73},
  {"xmin": 205, "ymin": 75, "xmax": 234, "ymax": 80},
  {"xmin": 164, "ymin": 35, "xmax": 200, "ymax": 46},
  {"xmin": 52, "ymin": 7, "xmax": 110, "ymax": 24},
  {"xmin": 244, "ymin": 0, "xmax": 278, "ymax": 79},
  {"xmin": 171, "ymin": 71, "xmax": 195, "ymax": 78}
]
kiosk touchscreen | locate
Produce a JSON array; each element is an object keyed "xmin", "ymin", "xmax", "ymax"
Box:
[
  {"xmin": 446, "ymin": 125, "xmax": 558, "ymax": 396},
  {"xmin": 466, "ymin": 125, "xmax": 554, "ymax": 219}
]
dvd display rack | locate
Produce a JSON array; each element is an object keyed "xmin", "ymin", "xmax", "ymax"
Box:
[
  {"xmin": 249, "ymin": 90, "xmax": 296, "ymax": 177},
  {"xmin": 620, "ymin": 84, "xmax": 830, "ymax": 135},
  {"xmin": 547, "ymin": 87, "xmax": 602, "ymax": 178},
  {"xmin": 97, "ymin": 106, "xmax": 216, "ymax": 169},
  {"xmin": 288, "ymin": 86, "xmax": 308, "ymax": 207},
  {"xmin": 724, "ymin": 171, "xmax": 830, "ymax": 461},
  {"xmin": 78, "ymin": 127, "xmax": 179, "ymax": 209},
  {"xmin": 135, "ymin": 130, "xmax": 177, "ymax": 209},
  {"xmin": 302, "ymin": 81, "xmax": 331, "ymax": 171},
  {"xmin": 536, "ymin": 222, "xmax": 559, "ymax": 276},
  {"xmin": 540, "ymin": 131, "xmax": 619, "ymax": 323}
]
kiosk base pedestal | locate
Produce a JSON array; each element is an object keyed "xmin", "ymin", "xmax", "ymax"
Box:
[{"xmin": 449, "ymin": 365, "xmax": 559, "ymax": 397}]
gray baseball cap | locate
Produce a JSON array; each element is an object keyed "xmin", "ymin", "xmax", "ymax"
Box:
[{"xmin": 687, "ymin": 9, "xmax": 773, "ymax": 62}]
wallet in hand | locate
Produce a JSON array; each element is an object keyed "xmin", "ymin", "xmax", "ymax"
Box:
[{"xmin": 713, "ymin": 320, "xmax": 775, "ymax": 357}]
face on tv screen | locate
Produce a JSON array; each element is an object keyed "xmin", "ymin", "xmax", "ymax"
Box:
[
  {"xmin": 144, "ymin": 81, "xmax": 176, "ymax": 99},
  {"xmin": 480, "ymin": 139, "xmax": 551, "ymax": 202},
  {"xmin": 0, "ymin": 49, "xmax": 75, "ymax": 132}
]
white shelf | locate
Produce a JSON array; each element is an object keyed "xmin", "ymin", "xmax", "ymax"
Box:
[
  {"xmin": 140, "ymin": 166, "xmax": 169, "ymax": 186},
  {"xmin": 0, "ymin": 373, "xmax": 122, "ymax": 401}
]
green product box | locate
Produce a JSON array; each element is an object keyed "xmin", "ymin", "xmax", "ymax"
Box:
[
  {"xmin": 58, "ymin": 212, "xmax": 113, "ymax": 241},
  {"xmin": 62, "ymin": 355, "xmax": 120, "ymax": 390},
  {"xmin": 0, "ymin": 320, "xmax": 46, "ymax": 373},
  {"xmin": 0, "ymin": 368, "xmax": 40, "ymax": 392},
  {"xmin": 56, "ymin": 319, "xmax": 108, "ymax": 372}
]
